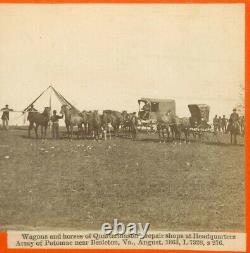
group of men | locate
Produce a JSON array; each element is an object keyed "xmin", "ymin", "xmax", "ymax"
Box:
[
  {"xmin": 213, "ymin": 114, "xmax": 228, "ymax": 133},
  {"xmin": 1, "ymin": 104, "xmax": 64, "ymax": 139},
  {"xmin": 213, "ymin": 109, "xmax": 244, "ymax": 134}
]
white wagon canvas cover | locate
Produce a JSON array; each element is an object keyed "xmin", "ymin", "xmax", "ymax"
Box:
[{"xmin": 138, "ymin": 98, "xmax": 176, "ymax": 120}]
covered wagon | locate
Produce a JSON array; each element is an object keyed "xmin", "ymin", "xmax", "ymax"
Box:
[
  {"xmin": 138, "ymin": 98, "xmax": 176, "ymax": 121},
  {"xmin": 137, "ymin": 98, "xmax": 176, "ymax": 133},
  {"xmin": 188, "ymin": 104, "xmax": 212, "ymax": 133}
]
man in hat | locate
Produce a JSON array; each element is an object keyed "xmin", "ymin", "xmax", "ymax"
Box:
[
  {"xmin": 213, "ymin": 115, "xmax": 219, "ymax": 132},
  {"xmin": 142, "ymin": 101, "xmax": 150, "ymax": 120},
  {"xmin": 229, "ymin": 108, "xmax": 240, "ymax": 123},
  {"xmin": 130, "ymin": 112, "xmax": 138, "ymax": 140},
  {"xmin": 1, "ymin": 104, "xmax": 13, "ymax": 130},
  {"xmin": 50, "ymin": 110, "xmax": 63, "ymax": 139}
]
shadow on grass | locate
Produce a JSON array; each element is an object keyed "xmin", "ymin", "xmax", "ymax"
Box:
[{"xmin": 18, "ymin": 131, "xmax": 244, "ymax": 147}]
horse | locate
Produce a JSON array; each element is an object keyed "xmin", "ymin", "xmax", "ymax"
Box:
[
  {"xmin": 228, "ymin": 121, "xmax": 240, "ymax": 144},
  {"xmin": 121, "ymin": 111, "xmax": 138, "ymax": 140},
  {"xmin": 156, "ymin": 112, "xmax": 172, "ymax": 143},
  {"xmin": 175, "ymin": 117, "xmax": 191, "ymax": 143},
  {"xmin": 87, "ymin": 110, "xmax": 103, "ymax": 140},
  {"xmin": 60, "ymin": 105, "xmax": 84, "ymax": 140},
  {"xmin": 80, "ymin": 110, "xmax": 89, "ymax": 138},
  {"xmin": 121, "ymin": 111, "xmax": 133, "ymax": 137},
  {"xmin": 27, "ymin": 107, "xmax": 51, "ymax": 139},
  {"xmin": 103, "ymin": 110, "xmax": 123, "ymax": 136},
  {"xmin": 239, "ymin": 116, "xmax": 245, "ymax": 136},
  {"xmin": 121, "ymin": 111, "xmax": 129, "ymax": 134},
  {"xmin": 157, "ymin": 113, "xmax": 191, "ymax": 143}
]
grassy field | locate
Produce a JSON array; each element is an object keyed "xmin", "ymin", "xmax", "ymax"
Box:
[{"xmin": 0, "ymin": 128, "xmax": 245, "ymax": 232}]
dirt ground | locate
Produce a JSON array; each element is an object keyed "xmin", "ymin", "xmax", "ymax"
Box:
[{"xmin": 0, "ymin": 128, "xmax": 245, "ymax": 232}]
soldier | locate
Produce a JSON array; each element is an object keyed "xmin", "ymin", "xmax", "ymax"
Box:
[
  {"xmin": 50, "ymin": 110, "xmax": 63, "ymax": 139},
  {"xmin": 130, "ymin": 112, "xmax": 138, "ymax": 140},
  {"xmin": 229, "ymin": 108, "xmax": 240, "ymax": 123},
  {"xmin": 1, "ymin": 104, "xmax": 13, "ymax": 130},
  {"xmin": 218, "ymin": 116, "xmax": 222, "ymax": 132},
  {"xmin": 142, "ymin": 101, "xmax": 150, "ymax": 119},
  {"xmin": 221, "ymin": 115, "xmax": 227, "ymax": 133},
  {"xmin": 213, "ymin": 115, "xmax": 219, "ymax": 132},
  {"xmin": 227, "ymin": 108, "xmax": 240, "ymax": 134}
]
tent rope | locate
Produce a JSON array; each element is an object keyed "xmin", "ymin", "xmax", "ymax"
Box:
[
  {"xmin": 22, "ymin": 86, "xmax": 51, "ymax": 112},
  {"xmin": 21, "ymin": 85, "xmax": 80, "ymax": 113}
]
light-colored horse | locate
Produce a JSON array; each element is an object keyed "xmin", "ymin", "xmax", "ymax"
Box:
[{"xmin": 60, "ymin": 105, "xmax": 84, "ymax": 140}]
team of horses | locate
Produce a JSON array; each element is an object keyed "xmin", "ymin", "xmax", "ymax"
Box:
[
  {"xmin": 27, "ymin": 106, "xmax": 242, "ymax": 145},
  {"xmin": 27, "ymin": 106, "xmax": 138, "ymax": 141},
  {"xmin": 156, "ymin": 111, "xmax": 242, "ymax": 145}
]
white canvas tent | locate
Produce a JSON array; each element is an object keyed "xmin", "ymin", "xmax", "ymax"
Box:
[{"xmin": 20, "ymin": 86, "xmax": 79, "ymax": 125}]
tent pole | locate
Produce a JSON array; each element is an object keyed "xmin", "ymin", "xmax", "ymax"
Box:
[{"xmin": 49, "ymin": 89, "xmax": 52, "ymax": 109}]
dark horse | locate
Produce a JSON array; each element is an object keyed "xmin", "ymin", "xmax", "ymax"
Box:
[
  {"xmin": 228, "ymin": 121, "xmax": 240, "ymax": 144},
  {"xmin": 156, "ymin": 112, "xmax": 191, "ymax": 143},
  {"xmin": 156, "ymin": 112, "xmax": 175, "ymax": 142},
  {"xmin": 103, "ymin": 110, "xmax": 123, "ymax": 136},
  {"xmin": 88, "ymin": 110, "xmax": 103, "ymax": 140},
  {"xmin": 28, "ymin": 107, "xmax": 51, "ymax": 139}
]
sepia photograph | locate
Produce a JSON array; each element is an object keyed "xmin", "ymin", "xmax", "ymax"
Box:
[{"xmin": 0, "ymin": 3, "xmax": 245, "ymax": 237}]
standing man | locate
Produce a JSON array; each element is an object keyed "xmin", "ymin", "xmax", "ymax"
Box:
[
  {"xmin": 213, "ymin": 115, "xmax": 219, "ymax": 132},
  {"xmin": 1, "ymin": 104, "xmax": 13, "ymax": 130},
  {"xmin": 221, "ymin": 115, "xmax": 227, "ymax": 133},
  {"xmin": 50, "ymin": 110, "xmax": 63, "ymax": 139},
  {"xmin": 218, "ymin": 116, "xmax": 222, "ymax": 132},
  {"xmin": 130, "ymin": 112, "xmax": 138, "ymax": 141}
]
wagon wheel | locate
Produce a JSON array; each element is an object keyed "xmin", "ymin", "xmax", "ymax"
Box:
[
  {"xmin": 145, "ymin": 122, "xmax": 152, "ymax": 135},
  {"xmin": 148, "ymin": 122, "xmax": 157, "ymax": 135}
]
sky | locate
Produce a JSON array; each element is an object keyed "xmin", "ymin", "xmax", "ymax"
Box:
[{"xmin": 0, "ymin": 4, "xmax": 245, "ymax": 125}]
